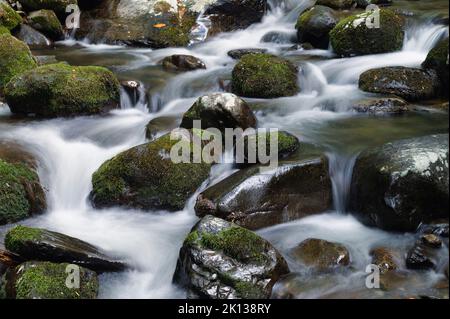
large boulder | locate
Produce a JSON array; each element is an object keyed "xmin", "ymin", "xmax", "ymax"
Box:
[
  {"xmin": 5, "ymin": 63, "xmax": 120, "ymax": 117},
  {"xmin": 13, "ymin": 24, "xmax": 51, "ymax": 48},
  {"xmin": 4, "ymin": 225, "xmax": 126, "ymax": 271},
  {"xmin": 0, "ymin": 0, "xmax": 22, "ymax": 31},
  {"xmin": 359, "ymin": 67, "xmax": 440, "ymax": 102},
  {"xmin": 28, "ymin": 9, "xmax": 64, "ymax": 40},
  {"xmin": 173, "ymin": 215, "xmax": 289, "ymax": 299},
  {"xmin": 204, "ymin": 0, "xmax": 267, "ymax": 35},
  {"xmin": 195, "ymin": 156, "xmax": 332, "ymax": 230},
  {"xmin": 161, "ymin": 54, "xmax": 206, "ymax": 72},
  {"xmin": 0, "ymin": 144, "xmax": 46, "ymax": 225},
  {"xmin": 231, "ymin": 54, "xmax": 299, "ymax": 98},
  {"xmin": 4, "ymin": 261, "xmax": 98, "ymax": 299},
  {"xmin": 18, "ymin": 0, "xmax": 77, "ymax": 17},
  {"xmin": 316, "ymin": 0, "xmax": 354, "ymax": 9},
  {"xmin": 0, "ymin": 34, "xmax": 37, "ymax": 90},
  {"xmin": 349, "ymin": 134, "xmax": 449, "ymax": 232},
  {"xmin": 422, "ymin": 40, "xmax": 449, "ymax": 98},
  {"xmin": 180, "ymin": 93, "xmax": 257, "ymax": 133},
  {"xmin": 291, "ymin": 238, "xmax": 350, "ymax": 271},
  {"xmin": 296, "ymin": 5, "xmax": 338, "ymax": 49},
  {"xmin": 90, "ymin": 130, "xmax": 212, "ymax": 211},
  {"xmin": 330, "ymin": 9, "xmax": 404, "ymax": 57}
]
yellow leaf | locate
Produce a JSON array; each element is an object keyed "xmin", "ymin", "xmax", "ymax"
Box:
[{"xmin": 153, "ymin": 23, "xmax": 166, "ymax": 28}]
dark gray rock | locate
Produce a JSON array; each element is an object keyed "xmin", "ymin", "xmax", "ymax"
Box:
[
  {"xmin": 13, "ymin": 24, "xmax": 51, "ymax": 48},
  {"xmin": 173, "ymin": 215, "xmax": 289, "ymax": 299},
  {"xmin": 161, "ymin": 55, "xmax": 206, "ymax": 72},
  {"xmin": 227, "ymin": 48, "xmax": 268, "ymax": 59},
  {"xmin": 296, "ymin": 5, "xmax": 338, "ymax": 49},
  {"xmin": 352, "ymin": 96, "xmax": 409, "ymax": 115},
  {"xmin": 350, "ymin": 134, "xmax": 449, "ymax": 232}
]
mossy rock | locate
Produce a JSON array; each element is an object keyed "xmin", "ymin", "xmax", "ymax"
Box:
[
  {"xmin": 0, "ymin": 25, "xmax": 10, "ymax": 35},
  {"xmin": 0, "ymin": 0, "xmax": 22, "ymax": 31},
  {"xmin": 422, "ymin": 40, "xmax": 449, "ymax": 97},
  {"xmin": 231, "ymin": 53, "xmax": 299, "ymax": 98},
  {"xmin": 5, "ymin": 63, "xmax": 120, "ymax": 117},
  {"xmin": 5, "ymin": 261, "xmax": 98, "ymax": 299},
  {"xmin": 0, "ymin": 34, "xmax": 37, "ymax": 90},
  {"xmin": 18, "ymin": 0, "xmax": 78, "ymax": 17},
  {"xmin": 28, "ymin": 9, "xmax": 64, "ymax": 40},
  {"xmin": 240, "ymin": 130, "xmax": 300, "ymax": 164},
  {"xmin": 0, "ymin": 159, "xmax": 46, "ymax": 225},
  {"xmin": 330, "ymin": 9, "xmax": 404, "ymax": 57},
  {"xmin": 173, "ymin": 215, "xmax": 289, "ymax": 299},
  {"xmin": 358, "ymin": 66, "xmax": 440, "ymax": 101},
  {"xmin": 296, "ymin": 5, "xmax": 338, "ymax": 49},
  {"xmin": 90, "ymin": 130, "xmax": 212, "ymax": 211},
  {"xmin": 316, "ymin": 0, "xmax": 355, "ymax": 9}
]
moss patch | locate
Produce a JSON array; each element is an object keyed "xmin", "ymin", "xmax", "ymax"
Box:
[
  {"xmin": 152, "ymin": 12, "xmax": 197, "ymax": 47},
  {"xmin": 0, "ymin": 25, "xmax": 10, "ymax": 35},
  {"xmin": 0, "ymin": 160, "xmax": 43, "ymax": 225},
  {"xmin": 5, "ymin": 62, "xmax": 120, "ymax": 117},
  {"xmin": 422, "ymin": 39, "xmax": 449, "ymax": 97},
  {"xmin": 0, "ymin": 34, "xmax": 37, "ymax": 89},
  {"xmin": 0, "ymin": 1, "xmax": 22, "ymax": 31},
  {"xmin": 28, "ymin": 9, "xmax": 64, "ymax": 40},
  {"xmin": 232, "ymin": 53, "xmax": 299, "ymax": 98},
  {"xmin": 330, "ymin": 9, "xmax": 404, "ymax": 56},
  {"xmin": 14, "ymin": 261, "xmax": 98, "ymax": 299},
  {"xmin": 91, "ymin": 132, "xmax": 211, "ymax": 210},
  {"xmin": 4, "ymin": 225, "xmax": 44, "ymax": 252},
  {"xmin": 244, "ymin": 131, "xmax": 300, "ymax": 161}
]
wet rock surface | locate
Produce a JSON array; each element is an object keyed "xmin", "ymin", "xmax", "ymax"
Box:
[
  {"xmin": 173, "ymin": 215, "xmax": 289, "ymax": 299},
  {"xmin": 296, "ymin": 5, "xmax": 338, "ymax": 49},
  {"xmin": 227, "ymin": 48, "xmax": 268, "ymax": 59},
  {"xmin": 195, "ymin": 156, "xmax": 332, "ymax": 230},
  {"xmin": 4, "ymin": 225, "xmax": 126, "ymax": 271},
  {"xmin": 162, "ymin": 54, "xmax": 206, "ymax": 72},
  {"xmin": 350, "ymin": 134, "xmax": 449, "ymax": 232},
  {"xmin": 352, "ymin": 96, "xmax": 409, "ymax": 115}
]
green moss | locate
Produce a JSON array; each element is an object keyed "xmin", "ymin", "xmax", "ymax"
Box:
[
  {"xmin": 153, "ymin": 13, "xmax": 197, "ymax": 47},
  {"xmin": 28, "ymin": 9, "xmax": 63, "ymax": 40},
  {"xmin": 5, "ymin": 63, "xmax": 120, "ymax": 117},
  {"xmin": 0, "ymin": 160, "xmax": 41, "ymax": 225},
  {"xmin": 14, "ymin": 261, "xmax": 98, "ymax": 299},
  {"xmin": 296, "ymin": 7, "xmax": 314, "ymax": 29},
  {"xmin": 244, "ymin": 131, "xmax": 300, "ymax": 161},
  {"xmin": 330, "ymin": 9, "xmax": 404, "ymax": 56},
  {"xmin": 422, "ymin": 39, "xmax": 449, "ymax": 97},
  {"xmin": 199, "ymin": 227, "xmax": 269, "ymax": 264},
  {"xmin": 232, "ymin": 53, "xmax": 299, "ymax": 98},
  {"xmin": 0, "ymin": 25, "xmax": 10, "ymax": 35},
  {"xmin": 0, "ymin": 34, "xmax": 37, "ymax": 89},
  {"xmin": 4, "ymin": 225, "xmax": 43, "ymax": 252},
  {"xmin": 91, "ymin": 132, "xmax": 211, "ymax": 210},
  {"xmin": 0, "ymin": 1, "xmax": 22, "ymax": 31},
  {"xmin": 217, "ymin": 272, "xmax": 265, "ymax": 299}
]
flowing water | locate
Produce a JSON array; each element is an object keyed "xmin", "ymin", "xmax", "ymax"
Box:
[{"xmin": 0, "ymin": 0, "xmax": 449, "ymax": 298}]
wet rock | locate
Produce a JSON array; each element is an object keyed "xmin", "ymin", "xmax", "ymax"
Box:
[
  {"xmin": 4, "ymin": 225, "xmax": 126, "ymax": 271},
  {"xmin": 195, "ymin": 156, "xmax": 332, "ymax": 230},
  {"xmin": 205, "ymin": 0, "xmax": 267, "ymax": 35},
  {"xmin": 14, "ymin": 24, "xmax": 51, "ymax": 48},
  {"xmin": 90, "ymin": 130, "xmax": 211, "ymax": 211},
  {"xmin": 145, "ymin": 115, "xmax": 180, "ymax": 140},
  {"xmin": 349, "ymin": 134, "xmax": 449, "ymax": 232},
  {"xmin": 227, "ymin": 48, "xmax": 268, "ymax": 59},
  {"xmin": 5, "ymin": 63, "xmax": 120, "ymax": 117},
  {"xmin": 173, "ymin": 215, "xmax": 289, "ymax": 299},
  {"xmin": 356, "ymin": 0, "xmax": 392, "ymax": 7},
  {"xmin": 420, "ymin": 223, "xmax": 449, "ymax": 238},
  {"xmin": 120, "ymin": 80, "xmax": 143, "ymax": 105},
  {"xmin": 330, "ymin": 9, "xmax": 404, "ymax": 56},
  {"xmin": 406, "ymin": 243, "xmax": 437, "ymax": 270},
  {"xmin": 231, "ymin": 53, "xmax": 299, "ymax": 98},
  {"xmin": 0, "ymin": 0, "xmax": 22, "ymax": 31},
  {"xmin": 261, "ymin": 31, "xmax": 296, "ymax": 44},
  {"xmin": 27, "ymin": 9, "xmax": 64, "ymax": 40},
  {"xmin": 420, "ymin": 234, "xmax": 442, "ymax": 248},
  {"xmin": 271, "ymin": 272, "xmax": 340, "ymax": 299},
  {"xmin": 370, "ymin": 247, "xmax": 398, "ymax": 274},
  {"xmin": 351, "ymin": 96, "xmax": 409, "ymax": 115},
  {"xmin": 0, "ymin": 34, "xmax": 37, "ymax": 90},
  {"xmin": 422, "ymin": 40, "xmax": 449, "ymax": 98},
  {"xmin": 238, "ymin": 130, "xmax": 300, "ymax": 164},
  {"xmin": 316, "ymin": 0, "xmax": 355, "ymax": 9},
  {"xmin": 359, "ymin": 67, "xmax": 440, "ymax": 102},
  {"xmin": 296, "ymin": 5, "xmax": 338, "ymax": 49},
  {"xmin": 5, "ymin": 261, "xmax": 98, "ymax": 299},
  {"xmin": 18, "ymin": 0, "xmax": 77, "ymax": 17},
  {"xmin": 161, "ymin": 54, "xmax": 206, "ymax": 72},
  {"xmin": 180, "ymin": 93, "xmax": 257, "ymax": 133},
  {"xmin": 291, "ymin": 238, "xmax": 350, "ymax": 270},
  {"xmin": 0, "ymin": 143, "xmax": 46, "ymax": 225}
]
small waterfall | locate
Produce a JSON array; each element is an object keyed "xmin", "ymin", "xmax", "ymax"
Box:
[
  {"xmin": 120, "ymin": 81, "xmax": 149, "ymax": 112},
  {"xmin": 327, "ymin": 153, "xmax": 358, "ymax": 213},
  {"xmin": 190, "ymin": 10, "xmax": 211, "ymax": 45}
]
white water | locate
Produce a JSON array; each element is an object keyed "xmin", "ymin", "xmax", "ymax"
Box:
[{"xmin": 1, "ymin": 1, "xmax": 449, "ymax": 298}]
